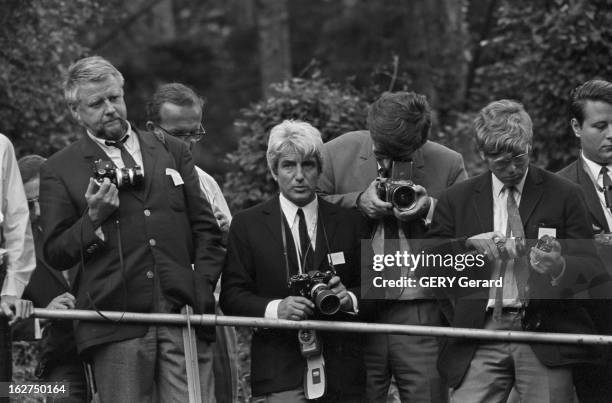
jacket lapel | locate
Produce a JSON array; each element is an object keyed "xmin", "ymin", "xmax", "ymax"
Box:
[
  {"xmin": 575, "ymin": 161, "xmax": 610, "ymax": 232},
  {"xmin": 313, "ymin": 199, "xmax": 338, "ymax": 271},
  {"xmin": 262, "ymin": 197, "xmax": 300, "ymax": 276},
  {"xmin": 519, "ymin": 166, "xmax": 545, "ymax": 225},
  {"xmin": 473, "ymin": 173, "xmax": 494, "ymax": 233},
  {"xmin": 137, "ymin": 130, "xmax": 158, "ymax": 202}
]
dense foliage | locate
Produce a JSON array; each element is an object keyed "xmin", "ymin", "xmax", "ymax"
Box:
[
  {"xmin": 472, "ymin": 0, "xmax": 612, "ymax": 170},
  {"xmin": 224, "ymin": 76, "xmax": 368, "ymax": 210}
]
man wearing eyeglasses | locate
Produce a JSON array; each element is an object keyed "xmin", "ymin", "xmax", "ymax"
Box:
[
  {"xmin": 146, "ymin": 83, "xmax": 231, "ymax": 236},
  {"xmin": 557, "ymin": 79, "xmax": 612, "ymax": 403},
  {"xmin": 146, "ymin": 82, "xmax": 238, "ymax": 403},
  {"xmin": 425, "ymin": 99, "xmax": 603, "ymax": 402}
]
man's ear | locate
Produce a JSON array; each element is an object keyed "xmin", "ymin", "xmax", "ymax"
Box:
[
  {"xmin": 69, "ymin": 104, "xmax": 80, "ymax": 122},
  {"xmin": 145, "ymin": 121, "xmax": 155, "ymax": 131},
  {"xmin": 570, "ymin": 118, "xmax": 581, "ymax": 138},
  {"xmin": 478, "ymin": 151, "xmax": 486, "ymax": 161}
]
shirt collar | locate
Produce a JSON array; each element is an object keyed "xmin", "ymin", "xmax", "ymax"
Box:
[
  {"xmin": 491, "ymin": 169, "xmax": 528, "ymax": 198},
  {"xmin": 279, "ymin": 193, "xmax": 318, "ymax": 226},
  {"xmin": 86, "ymin": 121, "xmax": 134, "ymax": 152},
  {"xmin": 581, "ymin": 151, "xmax": 612, "ymax": 178}
]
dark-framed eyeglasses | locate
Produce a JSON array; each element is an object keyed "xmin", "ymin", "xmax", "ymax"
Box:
[
  {"xmin": 154, "ymin": 123, "xmax": 206, "ymax": 142},
  {"xmin": 485, "ymin": 148, "xmax": 530, "ymax": 170}
]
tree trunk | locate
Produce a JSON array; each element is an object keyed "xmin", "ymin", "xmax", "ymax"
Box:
[
  {"xmin": 255, "ymin": 0, "xmax": 292, "ymax": 98},
  {"xmin": 151, "ymin": 0, "xmax": 176, "ymax": 43}
]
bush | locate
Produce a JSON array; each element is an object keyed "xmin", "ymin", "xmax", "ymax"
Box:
[{"xmin": 223, "ymin": 76, "xmax": 369, "ymax": 210}]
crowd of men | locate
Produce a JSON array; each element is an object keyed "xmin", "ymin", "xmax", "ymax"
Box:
[{"xmin": 0, "ymin": 54, "xmax": 611, "ymax": 403}]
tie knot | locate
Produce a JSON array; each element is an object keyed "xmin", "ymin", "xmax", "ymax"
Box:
[
  {"xmin": 105, "ymin": 135, "xmax": 129, "ymax": 148},
  {"xmin": 503, "ymin": 185, "xmax": 517, "ymax": 196},
  {"xmin": 601, "ymin": 166, "xmax": 609, "ymax": 174},
  {"xmin": 297, "ymin": 208, "xmax": 305, "ymax": 220}
]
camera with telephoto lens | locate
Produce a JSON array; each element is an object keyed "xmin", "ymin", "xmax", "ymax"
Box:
[
  {"xmin": 376, "ymin": 160, "xmax": 423, "ymax": 211},
  {"xmin": 93, "ymin": 159, "xmax": 144, "ymax": 189},
  {"xmin": 535, "ymin": 235, "xmax": 555, "ymax": 253},
  {"xmin": 288, "ymin": 269, "xmax": 340, "ymax": 315}
]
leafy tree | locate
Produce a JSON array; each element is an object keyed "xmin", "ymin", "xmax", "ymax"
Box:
[
  {"xmin": 471, "ymin": 0, "xmax": 612, "ymax": 170},
  {"xmin": 0, "ymin": 0, "xmax": 121, "ymax": 156},
  {"xmin": 223, "ymin": 76, "xmax": 368, "ymax": 210}
]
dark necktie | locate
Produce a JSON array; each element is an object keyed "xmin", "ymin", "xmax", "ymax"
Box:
[
  {"xmin": 105, "ymin": 135, "xmax": 137, "ymax": 168},
  {"xmin": 601, "ymin": 166, "xmax": 612, "ymax": 212},
  {"xmin": 297, "ymin": 208, "xmax": 313, "ymax": 272},
  {"xmin": 493, "ymin": 186, "xmax": 528, "ymax": 320}
]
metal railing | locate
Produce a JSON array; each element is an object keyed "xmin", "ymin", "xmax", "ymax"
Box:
[{"xmin": 32, "ymin": 308, "xmax": 612, "ymax": 345}]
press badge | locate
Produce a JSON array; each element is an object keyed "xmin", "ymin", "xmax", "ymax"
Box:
[
  {"xmin": 327, "ymin": 252, "xmax": 345, "ymax": 265},
  {"xmin": 538, "ymin": 227, "xmax": 557, "ymax": 239},
  {"xmin": 166, "ymin": 168, "xmax": 184, "ymax": 186}
]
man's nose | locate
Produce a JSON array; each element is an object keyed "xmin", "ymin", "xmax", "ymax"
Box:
[
  {"xmin": 294, "ymin": 165, "xmax": 305, "ymax": 181},
  {"xmin": 103, "ymin": 99, "xmax": 117, "ymax": 115}
]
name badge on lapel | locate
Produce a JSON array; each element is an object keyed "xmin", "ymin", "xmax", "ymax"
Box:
[
  {"xmin": 538, "ymin": 227, "xmax": 556, "ymax": 239},
  {"xmin": 327, "ymin": 251, "xmax": 345, "ymax": 266},
  {"xmin": 166, "ymin": 168, "xmax": 184, "ymax": 186}
]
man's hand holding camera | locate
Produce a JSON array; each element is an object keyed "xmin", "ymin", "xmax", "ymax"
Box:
[
  {"xmin": 85, "ymin": 177, "xmax": 119, "ymax": 227},
  {"xmin": 327, "ymin": 276, "xmax": 353, "ymax": 311},
  {"xmin": 278, "ymin": 296, "xmax": 315, "ymax": 321},
  {"xmin": 357, "ymin": 179, "xmax": 393, "ymax": 219},
  {"xmin": 466, "ymin": 231, "xmax": 506, "ymax": 260},
  {"xmin": 529, "ymin": 237, "xmax": 564, "ymax": 277}
]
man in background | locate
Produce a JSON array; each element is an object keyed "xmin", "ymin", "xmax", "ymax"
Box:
[
  {"xmin": 0, "ymin": 133, "xmax": 35, "ymax": 394},
  {"xmin": 12, "ymin": 154, "xmax": 86, "ymax": 402},
  {"xmin": 557, "ymin": 79, "xmax": 612, "ymax": 402},
  {"xmin": 146, "ymin": 82, "xmax": 238, "ymax": 403},
  {"xmin": 318, "ymin": 91, "xmax": 466, "ymax": 402}
]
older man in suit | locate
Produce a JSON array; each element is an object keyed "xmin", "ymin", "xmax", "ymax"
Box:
[
  {"xmin": 221, "ymin": 120, "xmax": 367, "ymax": 402},
  {"xmin": 39, "ymin": 56, "xmax": 225, "ymax": 402},
  {"xmin": 427, "ymin": 99, "xmax": 603, "ymax": 402},
  {"xmin": 557, "ymin": 79, "xmax": 612, "ymax": 403},
  {"xmin": 318, "ymin": 91, "xmax": 466, "ymax": 402}
]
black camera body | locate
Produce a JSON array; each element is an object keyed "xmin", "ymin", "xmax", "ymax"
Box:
[
  {"xmin": 93, "ymin": 159, "xmax": 144, "ymax": 189},
  {"xmin": 288, "ymin": 269, "xmax": 340, "ymax": 315},
  {"xmin": 376, "ymin": 160, "xmax": 423, "ymax": 211},
  {"xmin": 494, "ymin": 235, "xmax": 555, "ymax": 259}
]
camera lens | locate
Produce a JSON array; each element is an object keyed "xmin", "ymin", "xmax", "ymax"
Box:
[
  {"xmin": 311, "ymin": 284, "xmax": 340, "ymax": 315},
  {"xmin": 391, "ymin": 186, "xmax": 416, "ymax": 210}
]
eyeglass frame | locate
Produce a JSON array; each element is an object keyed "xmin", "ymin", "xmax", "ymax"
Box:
[
  {"xmin": 153, "ymin": 122, "xmax": 206, "ymax": 141},
  {"xmin": 482, "ymin": 147, "xmax": 530, "ymax": 170}
]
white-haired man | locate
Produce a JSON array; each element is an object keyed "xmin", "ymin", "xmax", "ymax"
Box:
[{"xmin": 221, "ymin": 120, "xmax": 368, "ymax": 402}]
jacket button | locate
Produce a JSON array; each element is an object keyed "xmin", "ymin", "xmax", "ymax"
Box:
[
  {"xmin": 144, "ymin": 209, "xmax": 151, "ymax": 217},
  {"xmin": 149, "ymin": 239, "xmax": 156, "ymax": 246},
  {"xmin": 146, "ymin": 270, "xmax": 154, "ymax": 279}
]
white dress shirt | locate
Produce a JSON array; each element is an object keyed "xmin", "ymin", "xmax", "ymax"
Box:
[
  {"xmin": 0, "ymin": 134, "xmax": 36, "ymax": 297},
  {"xmin": 86, "ymin": 122, "xmax": 143, "ymax": 169}
]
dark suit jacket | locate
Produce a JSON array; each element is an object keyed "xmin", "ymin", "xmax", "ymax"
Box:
[
  {"xmin": 558, "ymin": 159, "xmax": 612, "ymax": 335},
  {"xmin": 39, "ymin": 129, "xmax": 225, "ymax": 353},
  {"xmin": 426, "ymin": 165, "xmax": 605, "ymax": 388},
  {"xmin": 11, "ymin": 225, "xmax": 79, "ymax": 375},
  {"xmin": 220, "ymin": 196, "xmax": 367, "ymax": 399}
]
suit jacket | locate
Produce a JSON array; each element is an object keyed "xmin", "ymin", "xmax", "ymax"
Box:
[
  {"xmin": 220, "ymin": 196, "xmax": 367, "ymax": 398},
  {"xmin": 11, "ymin": 225, "xmax": 79, "ymax": 375},
  {"xmin": 558, "ymin": 159, "xmax": 612, "ymax": 335},
  {"xmin": 39, "ymin": 129, "xmax": 225, "ymax": 353},
  {"xmin": 426, "ymin": 165, "xmax": 605, "ymax": 388}
]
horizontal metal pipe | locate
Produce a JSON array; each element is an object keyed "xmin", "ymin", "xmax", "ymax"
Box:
[{"xmin": 33, "ymin": 308, "xmax": 612, "ymax": 345}]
